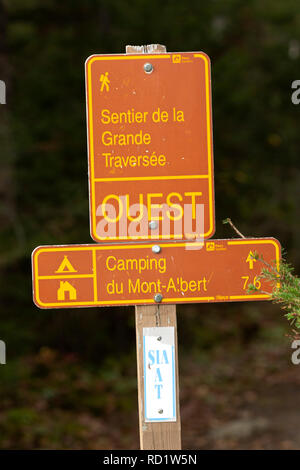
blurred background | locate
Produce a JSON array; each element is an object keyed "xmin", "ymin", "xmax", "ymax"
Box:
[{"xmin": 0, "ymin": 0, "xmax": 300, "ymax": 449}]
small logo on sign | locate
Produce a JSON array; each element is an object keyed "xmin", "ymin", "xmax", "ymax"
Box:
[
  {"xmin": 206, "ymin": 242, "xmax": 215, "ymax": 251},
  {"xmin": 172, "ymin": 55, "xmax": 181, "ymax": 64},
  {"xmin": 100, "ymin": 72, "xmax": 110, "ymax": 92}
]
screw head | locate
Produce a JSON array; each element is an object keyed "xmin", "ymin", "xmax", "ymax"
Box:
[
  {"xmin": 158, "ymin": 409, "xmax": 163, "ymax": 414},
  {"xmin": 152, "ymin": 245, "xmax": 161, "ymax": 254},
  {"xmin": 154, "ymin": 293, "xmax": 163, "ymax": 303},
  {"xmin": 149, "ymin": 220, "xmax": 158, "ymax": 230},
  {"xmin": 144, "ymin": 62, "xmax": 153, "ymax": 74},
  {"xmin": 157, "ymin": 336, "xmax": 162, "ymax": 341}
]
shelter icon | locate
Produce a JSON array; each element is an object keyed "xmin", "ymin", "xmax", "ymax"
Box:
[{"xmin": 57, "ymin": 281, "xmax": 77, "ymax": 301}]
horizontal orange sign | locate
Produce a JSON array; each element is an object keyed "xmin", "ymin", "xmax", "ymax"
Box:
[
  {"xmin": 85, "ymin": 52, "xmax": 215, "ymax": 242},
  {"xmin": 32, "ymin": 238, "xmax": 280, "ymax": 309}
]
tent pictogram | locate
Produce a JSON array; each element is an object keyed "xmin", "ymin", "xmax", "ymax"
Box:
[{"xmin": 55, "ymin": 256, "xmax": 77, "ymax": 274}]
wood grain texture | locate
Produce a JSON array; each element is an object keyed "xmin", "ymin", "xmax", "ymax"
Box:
[
  {"xmin": 135, "ymin": 304, "xmax": 181, "ymax": 450},
  {"xmin": 126, "ymin": 44, "xmax": 167, "ymax": 54}
]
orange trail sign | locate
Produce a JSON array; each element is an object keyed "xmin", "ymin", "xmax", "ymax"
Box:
[
  {"xmin": 85, "ymin": 52, "xmax": 215, "ymax": 243},
  {"xmin": 32, "ymin": 238, "xmax": 280, "ymax": 309}
]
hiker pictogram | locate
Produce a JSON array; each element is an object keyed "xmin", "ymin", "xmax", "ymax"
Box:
[{"xmin": 100, "ymin": 72, "xmax": 110, "ymax": 92}]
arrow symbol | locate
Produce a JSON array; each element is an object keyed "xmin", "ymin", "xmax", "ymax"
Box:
[{"xmin": 246, "ymin": 251, "xmax": 256, "ymax": 270}]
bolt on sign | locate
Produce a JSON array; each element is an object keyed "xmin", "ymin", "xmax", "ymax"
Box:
[
  {"xmin": 32, "ymin": 238, "xmax": 280, "ymax": 309},
  {"xmin": 85, "ymin": 52, "xmax": 215, "ymax": 242}
]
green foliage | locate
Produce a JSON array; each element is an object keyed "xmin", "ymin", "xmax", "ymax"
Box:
[{"xmin": 248, "ymin": 253, "xmax": 300, "ymax": 336}]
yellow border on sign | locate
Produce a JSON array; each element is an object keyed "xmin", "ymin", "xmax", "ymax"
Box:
[
  {"xmin": 93, "ymin": 174, "xmax": 209, "ymax": 182},
  {"xmin": 38, "ymin": 274, "xmax": 94, "ymax": 279},
  {"xmin": 33, "ymin": 238, "xmax": 280, "ymax": 308},
  {"xmin": 230, "ymin": 295, "xmax": 270, "ymax": 300},
  {"xmin": 86, "ymin": 53, "xmax": 215, "ymax": 242},
  {"xmin": 194, "ymin": 53, "xmax": 214, "ymax": 242},
  {"xmin": 92, "ymin": 247, "xmax": 98, "ymax": 302}
]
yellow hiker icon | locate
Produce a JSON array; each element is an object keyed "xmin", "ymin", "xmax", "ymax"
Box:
[
  {"xmin": 55, "ymin": 256, "xmax": 77, "ymax": 273},
  {"xmin": 57, "ymin": 281, "xmax": 77, "ymax": 301},
  {"xmin": 100, "ymin": 72, "xmax": 110, "ymax": 92}
]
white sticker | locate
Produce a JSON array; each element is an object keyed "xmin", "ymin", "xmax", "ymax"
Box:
[{"xmin": 143, "ymin": 327, "xmax": 176, "ymax": 422}]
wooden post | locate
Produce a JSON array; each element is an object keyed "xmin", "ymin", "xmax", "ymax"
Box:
[
  {"xmin": 135, "ymin": 304, "xmax": 181, "ymax": 450},
  {"xmin": 127, "ymin": 44, "xmax": 181, "ymax": 450}
]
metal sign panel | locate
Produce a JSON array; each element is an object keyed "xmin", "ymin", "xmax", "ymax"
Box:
[
  {"xmin": 85, "ymin": 51, "xmax": 215, "ymax": 242},
  {"xmin": 32, "ymin": 238, "xmax": 280, "ymax": 309},
  {"xmin": 143, "ymin": 327, "xmax": 176, "ymax": 422}
]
